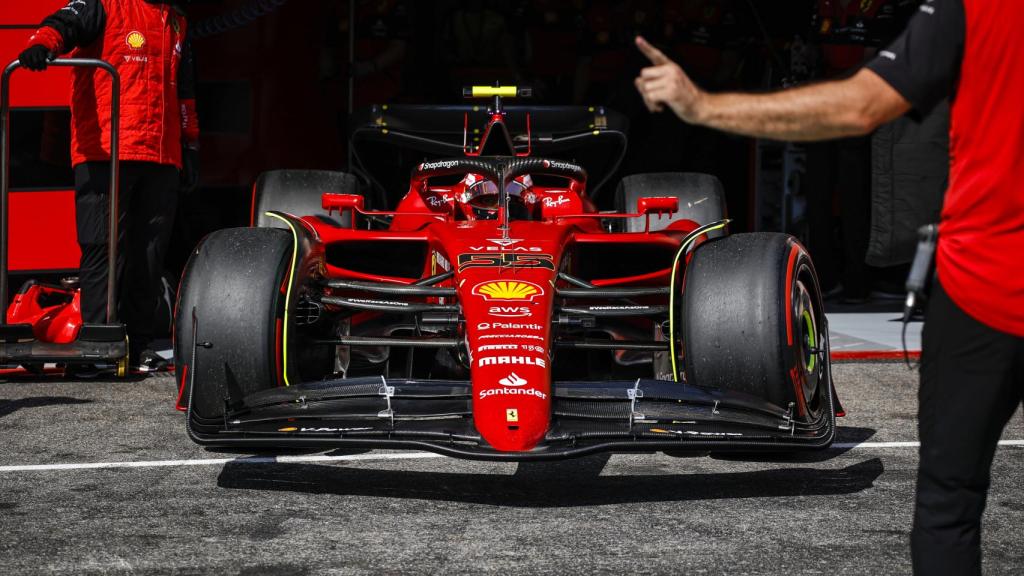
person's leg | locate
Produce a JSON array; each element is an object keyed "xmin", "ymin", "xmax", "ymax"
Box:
[
  {"xmin": 74, "ymin": 162, "xmax": 139, "ymax": 325},
  {"xmin": 912, "ymin": 281, "xmax": 1024, "ymax": 575},
  {"xmin": 119, "ymin": 163, "xmax": 178, "ymax": 362}
]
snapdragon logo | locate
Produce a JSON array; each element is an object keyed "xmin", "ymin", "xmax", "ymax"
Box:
[
  {"xmin": 420, "ymin": 160, "xmax": 459, "ymax": 171},
  {"xmin": 542, "ymin": 159, "xmax": 578, "ymax": 172}
]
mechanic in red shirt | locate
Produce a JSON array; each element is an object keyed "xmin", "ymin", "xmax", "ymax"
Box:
[
  {"xmin": 19, "ymin": 0, "xmax": 199, "ymax": 372},
  {"xmin": 635, "ymin": 0, "xmax": 1022, "ymax": 573}
]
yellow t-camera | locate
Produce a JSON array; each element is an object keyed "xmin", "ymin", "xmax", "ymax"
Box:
[{"xmin": 462, "ymin": 86, "xmax": 533, "ymax": 99}]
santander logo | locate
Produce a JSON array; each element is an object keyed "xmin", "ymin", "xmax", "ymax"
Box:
[{"xmin": 499, "ymin": 372, "xmax": 527, "ymax": 387}]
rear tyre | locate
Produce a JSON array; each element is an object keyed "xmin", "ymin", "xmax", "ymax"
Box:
[
  {"xmin": 252, "ymin": 169, "xmax": 361, "ymax": 228},
  {"xmin": 681, "ymin": 233, "xmax": 828, "ymax": 422},
  {"xmin": 616, "ymin": 172, "xmax": 726, "ymax": 232},
  {"xmin": 173, "ymin": 227, "xmax": 292, "ymax": 419}
]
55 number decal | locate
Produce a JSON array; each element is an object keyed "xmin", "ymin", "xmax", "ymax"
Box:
[{"xmin": 458, "ymin": 253, "xmax": 555, "ymax": 272}]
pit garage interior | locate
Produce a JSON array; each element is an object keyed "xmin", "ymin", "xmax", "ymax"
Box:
[{"xmin": 0, "ymin": 1, "xmax": 1021, "ymax": 575}]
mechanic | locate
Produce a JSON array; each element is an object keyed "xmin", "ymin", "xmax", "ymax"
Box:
[
  {"xmin": 19, "ymin": 0, "xmax": 199, "ymax": 372},
  {"xmin": 634, "ymin": 1, "xmax": 1022, "ymax": 573}
]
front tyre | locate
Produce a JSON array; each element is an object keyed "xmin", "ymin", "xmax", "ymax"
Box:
[
  {"xmin": 173, "ymin": 227, "xmax": 293, "ymax": 419},
  {"xmin": 681, "ymin": 233, "xmax": 828, "ymax": 423}
]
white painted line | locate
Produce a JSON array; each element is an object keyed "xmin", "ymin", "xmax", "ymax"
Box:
[
  {"xmin": 1, "ymin": 441, "xmax": 1022, "ymax": 473},
  {"xmin": 0, "ymin": 451, "xmax": 443, "ymax": 473},
  {"xmin": 834, "ymin": 440, "xmax": 1024, "ymax": 449}
]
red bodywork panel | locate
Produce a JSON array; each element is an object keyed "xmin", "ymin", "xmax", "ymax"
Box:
[{"xmin": 5, "ymin": 283, "xmax": 81, "ymax": 344}]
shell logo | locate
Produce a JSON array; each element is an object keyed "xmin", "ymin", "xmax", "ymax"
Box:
[
  {"xmin": 473, "ymin": 281, "xmax": 542, "ymax": 302},
  {"xmin": 126, "ymin": 31, "xmax": 146, "ymax": 50}
]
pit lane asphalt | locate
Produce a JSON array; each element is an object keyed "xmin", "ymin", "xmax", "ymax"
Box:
[{"xmin": 1, "ymin": 362, "xmax": 1021, "ymax": 575}]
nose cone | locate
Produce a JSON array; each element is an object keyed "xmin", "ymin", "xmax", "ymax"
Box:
[
  {"xmin": 471, "ymin": 354, "xmax": 550, "ymax": 451},
  {"xmin": 462, "ymin": 282, "xmax": 553, "ymax": 453}
]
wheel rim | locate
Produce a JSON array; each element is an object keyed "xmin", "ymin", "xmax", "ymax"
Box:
[{"xmin": 793, "ymin": 276, "xmax": 824, "ymax": 418}]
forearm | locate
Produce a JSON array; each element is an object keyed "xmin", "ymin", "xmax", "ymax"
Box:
[
  {"xmin": 38, "ymin": 0, "xmax": 106, "ymax": 52},
  {"xmin": 694, "ymin": 69, "xmax": 909, "ymax": 141}
]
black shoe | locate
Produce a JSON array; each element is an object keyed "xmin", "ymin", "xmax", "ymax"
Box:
[{"xmin": 134, "ymin": 349, "xmax": 169, "ymax": 373}]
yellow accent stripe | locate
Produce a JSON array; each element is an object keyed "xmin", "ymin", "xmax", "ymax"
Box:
[
  {"xmin": 669, "ymin": 221, "xmax": 731, "ymax": 383},
  {"xmin": 265, "ymin": 212, "xmax": 299, "ymax": 387},
  {"xmin": 471, "ymin": 86, "xmax": 517, "ymax": 97}
]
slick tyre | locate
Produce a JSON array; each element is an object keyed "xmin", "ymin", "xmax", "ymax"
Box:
[
  {"xmin": 174, "ymin": 227, "xmax": 292, "ymax": 419},
  {"xmin": 616, "ymin": 172, "xmax": 726, "ymax": 233},
  {"xmin": 252, "ymin": 169, "xmax": 360, "ymax": 228},
  {"xmin": 681, "ymin": 233, "xmax": 828, "ymax": 422}
]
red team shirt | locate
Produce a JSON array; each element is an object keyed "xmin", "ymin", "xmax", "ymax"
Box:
[{"xmin": 868, "ymin": 0, "xmax": 1024, "ymax": 336}]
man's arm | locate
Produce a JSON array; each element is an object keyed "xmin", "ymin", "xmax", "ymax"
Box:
[
  {"xmin": 634, "ymin": 36, "xmax": 910, "ymax": 141},
  {"xmin": 634, "ymin": 0, "xmax": 964, "ymax": 142},
  {"xmin": 34, "ymin": 0, "xmax": 107, "ymax": 54}
]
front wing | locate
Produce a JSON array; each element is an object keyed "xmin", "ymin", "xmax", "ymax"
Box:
[{"xmin": 188, "ymin": 375, "xmax": 836, "ymax": 461}]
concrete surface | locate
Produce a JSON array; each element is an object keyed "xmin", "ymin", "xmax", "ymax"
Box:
[{"xmin": 1, "ymin": 363, "xmax": 1021, "ymax": 575}]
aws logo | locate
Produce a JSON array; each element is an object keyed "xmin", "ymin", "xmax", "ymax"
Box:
[
  {"xmin": 489, "ymin": 306, "xmax": 531, "ymax": 318},
  {"xmin": 473, "ymin": 280, "xmax": 542, "ymax": 301},
  {"xmin": 126, "ymin": 31, "xmax": 146, "ymax": 50}
]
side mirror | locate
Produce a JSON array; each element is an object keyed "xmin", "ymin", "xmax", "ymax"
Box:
[
  {"xmin": 637, "ymin": 196, "xmax": 679, "ymax": 216},
  {"xmin": 322, "ymin": 193, "xmax": 364, "ymax": 215}
]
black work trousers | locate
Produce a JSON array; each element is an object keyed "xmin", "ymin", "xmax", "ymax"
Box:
[
  {"xmin": 74, "ymin": 161, "xmax": 178, "ymax": 352},
  {"xmin": 913, "ymin": 281, "xmax": 1024, "ymax": 575}
]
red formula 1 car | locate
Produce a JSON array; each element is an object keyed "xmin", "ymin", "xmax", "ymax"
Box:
[{"xmin": 174, "ymin": 87, "xmax": 838, "ymax": 460}]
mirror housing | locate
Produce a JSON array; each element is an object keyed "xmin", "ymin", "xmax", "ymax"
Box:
[
  {"xmin": 637, "ymin": 196, "xmax": 679, "ymax": 216},
  {"xmin": 322, "ymin": 193, "xmax": 364, "ymax": 215}
]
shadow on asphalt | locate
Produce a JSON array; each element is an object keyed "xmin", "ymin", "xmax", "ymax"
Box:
[
  {"xmin": 215, "ymin": 455, "xmax": 885, "ymax": 507},
  {"xmin": 0, "ymin": 396, "xmax": 93, "ymax": 419}
]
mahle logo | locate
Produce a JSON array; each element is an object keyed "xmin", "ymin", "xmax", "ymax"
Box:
[{"xmin": 473, "ymin": 280, "xmax": 542, "ymax": 301}]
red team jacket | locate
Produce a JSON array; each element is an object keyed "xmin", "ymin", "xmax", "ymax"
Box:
[{"xmin": 27, "ymin": 0, "xmax": 198, "ymax": 169}]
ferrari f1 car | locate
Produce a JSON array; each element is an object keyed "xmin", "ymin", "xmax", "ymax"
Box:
[{"xmin": 174, "ymin": 86, "xmax": 838, "ymax": 460}]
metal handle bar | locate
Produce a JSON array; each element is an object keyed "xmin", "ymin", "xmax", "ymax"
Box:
[{"xmin": 1, "ymin": 58, "xmax": 121, "ymax": 323}]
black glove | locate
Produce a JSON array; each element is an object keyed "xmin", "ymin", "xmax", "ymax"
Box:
[
  {"xmin": 180, "ymin": 146, "xmax": 200, "ymax": 193},
  {"xmin": 19, "ymin": 45, "xmax": 53, "ymax": 71}
]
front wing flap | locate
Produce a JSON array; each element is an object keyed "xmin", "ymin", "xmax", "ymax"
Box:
[{"xmin": 188, "ymin": 377, "xmax": 836, "ymax": 461}]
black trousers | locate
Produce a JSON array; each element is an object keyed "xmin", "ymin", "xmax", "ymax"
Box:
[
  {"xmin": 74, "ymin": 161, "xmax": 178, "ymax": 352},
  {"xmin": 913, "ymin": 281, "xmax": 1024, "ymax": 575}
]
